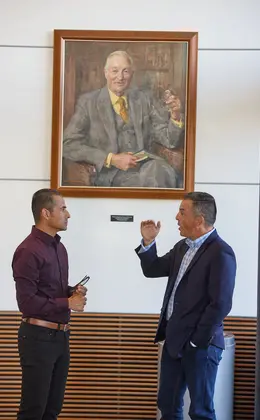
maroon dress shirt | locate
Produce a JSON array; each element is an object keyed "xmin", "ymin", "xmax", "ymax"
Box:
[{"xmin": 12, "ymin": 226, "xmax": 70, "ymax": 323}]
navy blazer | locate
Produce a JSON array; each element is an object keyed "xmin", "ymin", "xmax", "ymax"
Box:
[{"xmin": 136, "ymin": 230, "xmax": 236, "ymax": 358}]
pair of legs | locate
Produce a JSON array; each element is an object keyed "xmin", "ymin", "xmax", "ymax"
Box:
[
  {"xmin": 17, "ymin": 322, "xmax": 70, "ymax": 420},
  {"xmin": 158, "ymin": 342, "xmax": 223, "ymax": 420}
]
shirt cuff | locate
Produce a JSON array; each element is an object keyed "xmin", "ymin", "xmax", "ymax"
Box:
[
  {"xmin": 171, "ymin": 118, "xmax": 184, "ymax": 128},
  {"xmin": 138, "ymin": 239, "xmax": 155, "ymax": 253},
  {"xmin": 55, "ymin": 297, "xmax": 69, "ymax": 312},
  {"xmin": 105, "ymin": 152, "xmax": 113, "ymax": 168}
]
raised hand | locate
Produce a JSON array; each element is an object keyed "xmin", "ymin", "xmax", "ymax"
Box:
[
  {"xmin": 163, "ymin": 89, "xmax": 181, "ymax": 120},
  {"xmin": 140, "ymin": 220, "xmax": 161, "ymax": 246}
]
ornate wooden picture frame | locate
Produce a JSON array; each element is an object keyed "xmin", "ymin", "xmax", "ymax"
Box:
[{"xmin": 51, "ymin": 30, "xmax": 198, "ymax": 199}]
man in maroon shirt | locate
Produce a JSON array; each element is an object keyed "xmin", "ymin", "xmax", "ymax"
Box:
[{"xmin": 12, "ymin": 188, "xmax": 87, "ymax": 420}]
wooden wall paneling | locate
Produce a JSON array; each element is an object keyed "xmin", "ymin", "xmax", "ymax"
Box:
[{"xmin": 0, "ymin": 312, "xmax": 256, "ymax": 419}]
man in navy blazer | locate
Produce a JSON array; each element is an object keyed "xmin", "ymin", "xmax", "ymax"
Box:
[{"xmin": 136, "ymin": 192, "xmax": 236, "ymax": 420}]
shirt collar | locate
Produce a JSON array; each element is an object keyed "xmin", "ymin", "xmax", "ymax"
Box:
[
  {"xmin": 31, "ymin": 226, "xmax": 61, "ymax": 246},
  {"xmin": 185, "ymin": 228, "xmax": 215, "ymax": 249},
  {"xmin": 108, "ymin": 89, "xmax": 128, "ymax": 107}
]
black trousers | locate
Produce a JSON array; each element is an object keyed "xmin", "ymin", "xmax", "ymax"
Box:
[{"xmin": 17, "ymin": 321, "xmax": 70, "ymax": 420}]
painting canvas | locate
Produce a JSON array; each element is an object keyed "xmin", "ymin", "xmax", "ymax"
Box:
[{"xmin": 51, "ymin": 30, "xmax": 198, "ymax": 199}]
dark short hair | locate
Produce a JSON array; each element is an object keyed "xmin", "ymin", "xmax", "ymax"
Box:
[
  {"xmin": 31, "ymin": 189, "xmax": 62, "ymax": 223},
  {"xmin": 184, "ymin": 191, "xmax": 217, "ymax": 226}
]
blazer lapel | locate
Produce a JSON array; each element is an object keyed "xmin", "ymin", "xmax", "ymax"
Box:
[
  {"xmin": 166, "ymin": 241, "xmax": 189, "ymax": 297},
  {"xmin": 184, "ymin": 230, "xmax": 218, "ymax": 278},
  {"xmin": 97, "ymin": 87, "xmax": 118, "ymax": 152},
  {"xmin": 128, "ymin": 91, "xmax": 144, "ymax": 150},
  {"xmin": 174, "ymin": 241, "xmax": 189, "ymax": 277}
]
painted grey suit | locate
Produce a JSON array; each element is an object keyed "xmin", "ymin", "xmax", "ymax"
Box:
[{"xmin": 63, "ymin": 87, "xmax": 184, "ymax": 187}]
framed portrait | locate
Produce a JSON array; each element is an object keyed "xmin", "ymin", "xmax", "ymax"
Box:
[{"xmin": 50, "ymin": 30, "xmax": 198, "ymax": 199}]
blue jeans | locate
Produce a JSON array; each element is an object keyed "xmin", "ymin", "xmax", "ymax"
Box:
[{"xmin": 158, "ymin": 341, "xmax": 223, "ymax": 420}]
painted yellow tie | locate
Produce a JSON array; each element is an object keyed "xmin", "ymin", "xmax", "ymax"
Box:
[{"xmin": 117, "ymin": 97, "xmax": 128, "ymax": 123}]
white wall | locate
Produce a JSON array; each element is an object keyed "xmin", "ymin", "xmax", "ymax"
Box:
[{"xmin": 0, "ymin": 0, "xmax": 259, "ymax": 316}]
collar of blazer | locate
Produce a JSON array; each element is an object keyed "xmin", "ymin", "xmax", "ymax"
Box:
[{"xmin": 174, "ymin": 229, "xmax": 218, "ymax": 279}]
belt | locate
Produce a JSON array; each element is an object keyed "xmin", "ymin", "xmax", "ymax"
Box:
[{"xmin": 22, "ymin": 317, "xmax": 70, "ymax": 332}]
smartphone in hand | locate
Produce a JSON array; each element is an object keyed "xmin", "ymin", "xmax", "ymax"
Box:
[{"xmin": 71, "ymin": 275, "xmax": 90, "ymax": 292}]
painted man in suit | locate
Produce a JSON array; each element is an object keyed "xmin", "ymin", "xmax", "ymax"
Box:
[
  {"xmin": 136, "ymin": 192, "xmax": 236, "ymax": 420},
  {"xmin": 63, "ymin": 50, "xmax": 184, "ymax": 188}
]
